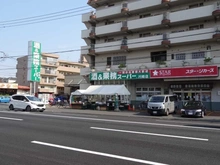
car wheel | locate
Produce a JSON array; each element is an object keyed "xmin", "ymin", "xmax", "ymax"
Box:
[
  {"xmin": 166, "ymin": 109, "xmax": 169, "ymax": 116},
  {"xmin": 201, "ymin": 111, "xmax": 204, "ymax": 118},
  {"xmin": 25, "ymin": 106, "xmax": 31, "ymax": 111},
  {"xmin": 39, "ymin": 110, "xmax": 44, "ymax": 112},
  {"xmin": 9, "ymin": 104, "xmax": 14, "ymax": 110}
]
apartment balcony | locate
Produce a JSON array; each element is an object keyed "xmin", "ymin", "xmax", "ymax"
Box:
[
  {"xmin": 81, "ymin": 45, "xmax": 90, "ymax": 55},
  {"xmin": 39, "ymin": 80, "xmax": 56, "ymax": 86},
  {"xmin": 87, "ymin": 0, "xmax": 120, "ymax": 8},
  {"xmin": 40, "ymin": 69, "xmax": 57, "ymax": 76},
  {"xmin": 170, "ymin": 27, "xmax": 215, "ymax": 45},
  {"xmin": 41, "ymin": 59, "xmax": 58, "ymax": 67},
  {"xmin": 82, "ymin": 27, "xmax": 97, "ymax": 39},
  {"xmin": 212, "ymin": 2, "xmax": 220, "ymax": 17},
  {"xmin": 82, "ymin": 4, "xmax": 216, "ymax": 37},
  {"xmin": 82, "ymin": 27, "xmax": 217, "ymax": 55},
  {"xmin": 56, "ymin": 81, "xmax": 64, "ymax": 87},
  {"xmin": 213, "ymin": 27, "xmax": 220, "ymax": 41},
  {"xmin": 38, "ymin": 88, "xmax": 55, "ymax": 93},
  {"xmin": 84, "ymin": 0, "xmax": 195, "ymax": 23},
  {"xmin": 57, "ymin": 73, "xmax": 65, "ymax": 79},
  {"xmin": 57, "ymin": 66, "xmax": 80, "ymax": 73}
]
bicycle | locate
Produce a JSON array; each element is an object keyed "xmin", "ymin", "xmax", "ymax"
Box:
[{"xmin": 57, "ymin": 100, "xmax": 69, "ymax": 108}]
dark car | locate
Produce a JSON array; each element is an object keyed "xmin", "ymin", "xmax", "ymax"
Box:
[{"xmin": 181, "ymin": 101, "xmax": 206, "ymax": 118}]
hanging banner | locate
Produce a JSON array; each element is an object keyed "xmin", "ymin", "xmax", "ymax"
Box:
[{"xmin": 27, "ymin": 41, "xmax": 42, "ymax": 82}]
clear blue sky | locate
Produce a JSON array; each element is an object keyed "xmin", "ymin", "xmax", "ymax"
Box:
[{"xmin": 0, "ymin": 0, "xmax": 91, "ymax": 77}]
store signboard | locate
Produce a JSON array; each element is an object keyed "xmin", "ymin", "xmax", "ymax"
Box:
[
  {"xmin": 90, "ymin": 69, "xmax": 150, "ymax": 81},
  {"xmin": 150, "ymin": 66, "xmax": 218, "ymax": 78},
  {"xmin": 27, "ymin": 41, "xmax": 41, "ymax": 82}
]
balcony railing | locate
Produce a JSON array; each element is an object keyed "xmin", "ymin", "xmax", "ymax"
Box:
[{"xmin": 83, "ymin": 4, "xmax": 216, "ymax": 37}]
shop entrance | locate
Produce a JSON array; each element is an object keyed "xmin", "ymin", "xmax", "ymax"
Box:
[{"xmin": 173, "ymin": 90, "xmax": 211, "ymax": 102}]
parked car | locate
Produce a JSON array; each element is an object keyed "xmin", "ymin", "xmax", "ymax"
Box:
[
  {"xmin": 147, "ymin": 95, "xmax": 177, "ymax": 116},
  {"xmin": 181, "ymin": 101, "xmax": 206, "ymax": 118},
  {"xmin": 0, "ymin": 96, "xmax": 10, "ymax": 103},
  {"xmin": 9, "ymin": 94, "xmax": 45, "ymax": 112}
]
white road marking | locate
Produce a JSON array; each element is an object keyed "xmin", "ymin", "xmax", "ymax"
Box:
[
  {"xmin": 0, "ymin": 111, "xmax": 219, "ymax": 131},
  {"xmin": 91, "ymin": 127, "xmax": 209, "ymax": 141},
  {"xmin": 0, "ymin": 116, "xmax": 23, "ymax": 121},
  {"xmin": 31, "ymin": 141, "xmax": 169, "ymax": 165}
]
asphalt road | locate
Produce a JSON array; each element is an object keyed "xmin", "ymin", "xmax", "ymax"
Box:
[{"xmin": 0, "ymin": 104, "xmax": 220, "ymax": 165}]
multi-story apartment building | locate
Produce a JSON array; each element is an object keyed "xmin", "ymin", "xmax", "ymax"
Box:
[
  {"xmin": 17, "ymin": 53, "xmax": 86, "ymax": 103},
  {"xmin": 81, "ymin": 0, "xmax": 220, "ymax": 110},
  {"xmin": 57, "ymin": 60, "xmax": 84, "ymax": 94}
]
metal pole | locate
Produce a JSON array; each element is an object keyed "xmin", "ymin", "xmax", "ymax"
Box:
[
  {"xmin": 30, "ymin": 82, "xmax": 32, "ymax": 95},
  {"xmin": 33, "ymin": 81, "xmax": 36, "ymax": 95}
]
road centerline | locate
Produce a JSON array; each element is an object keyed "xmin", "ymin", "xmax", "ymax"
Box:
[
  {"xmin": 0, "ymin": 116, "xmax": 23, "ymax": 121},
  {"xmin": 31, "ymin": 141, "xmax": 169, "ymax": 165},
  {"xmin": 91, "ymin": 127, "xmax": 209, "ymax": 141}
]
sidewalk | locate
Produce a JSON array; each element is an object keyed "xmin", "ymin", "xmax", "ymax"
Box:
[{"xmin": 45, "ymin": 106, "xmax": 220, "ymax": 121}]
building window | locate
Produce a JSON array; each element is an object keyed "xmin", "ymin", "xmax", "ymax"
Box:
[
  {"xmin": 189, "ymin": 24, "xmax": 204, "ymax": 30},
  {"xmin": 151, "ymin": 51, "xmax": 167, "ymax": 62},
  {"xmin": 176, "ymin": 53, "xmax": 186, "ymax": 60},
  {"xmin": 105, "ymin": 20, "xmax": 114, "ymax": 25},
  {"xmin": 113, "ymin": 56, "xmax": 126, "ymax": 65},
  {"xmin": 107, "ymin": 4, "xmax": 114, "ymax": 7},
  {"xmin": 139, "ymin": 13, "xmax": 151, "ymax": 18},
  {"xmin": 139, "ymin": 33, "xmax": 151, "ymax": 38},
  {"xmin": 189, "ymin": 3, "xmax": 203, "ymax": 9},
  {"xmin": 107, "ymin": 57, "xmax": 111, "ymax": 66},
  {"xmin": 192, "ymin": 52, "xmax": 205, "ymax": 59},
  {"xmin": 104, "ymin": 38, "xmax": 115, "ymax": 42}
]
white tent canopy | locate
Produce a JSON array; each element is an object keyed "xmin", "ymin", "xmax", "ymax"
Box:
[
  {"xmin": 70, "ymin": 90, "xmax": 86, "ymax": 96},
  {"xmin": 83, "ymin": 85, "xmax": 130, "ymax": 95}
]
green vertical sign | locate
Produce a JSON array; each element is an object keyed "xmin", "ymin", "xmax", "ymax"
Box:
[{"xmin": 30, "ymin": 41, "xmax": 41, "ymax": 82}]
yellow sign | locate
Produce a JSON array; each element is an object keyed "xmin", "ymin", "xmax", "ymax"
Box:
[{"xmin": 0, "ymin": 83, "xmax": 18, "ymax": 89}]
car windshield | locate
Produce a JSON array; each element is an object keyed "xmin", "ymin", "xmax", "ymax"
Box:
[
  {"xmin": 26, "ymin": 96, "xmax": 41, "ymax": 101},
  {"xmin": 148, "ymin": 96, "xmax": 165, "ymax": 102},
  {"xmin": 184, "ymin": 101, "xmax": 201, "ymax": 107}
]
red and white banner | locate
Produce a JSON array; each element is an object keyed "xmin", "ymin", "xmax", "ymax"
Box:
[{"xmin": 149, "ymin": 66, "xmax": 218, "ymax": 78}]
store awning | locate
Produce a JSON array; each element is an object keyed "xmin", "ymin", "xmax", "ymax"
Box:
[{"xmin": 83, "ymin": 85, "xmax": 130, "ymax": 95}]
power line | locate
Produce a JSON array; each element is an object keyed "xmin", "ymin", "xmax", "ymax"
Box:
[
  {"xmin": 0, "ymin": 29, "xmax": 218, "ymax": 70},
  {"xmin": 0, "ymin": 29, "xmax": 217, "ymax": 59},
  {"xmin": 0, "ymin": 48, "xmax": 219, "ymax": 71},
  {"xmin": 0, "ymin": 6, "xmax": 91, "ymax": 24},
  {"xmin": 0, "ymin": 9, "xmax": 92, "ymax": 28},
  {"xmin": 0, "ymin": 8, "xmax": 92, "ymax": 26}
]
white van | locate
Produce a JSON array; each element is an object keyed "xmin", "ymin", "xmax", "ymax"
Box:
[
  {"xmin": 147, "ymin": 95, "xmax": 177, "ymax": 116},
  {"xmin": 9, "ymin": 94, "xmax": 46, "ymax": 112}
]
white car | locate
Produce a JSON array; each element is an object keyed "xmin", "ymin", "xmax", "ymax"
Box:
[{"xmin": 9, "ymin": 94, "xmax": 46, "ymax": 112}]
